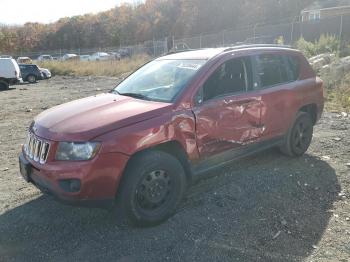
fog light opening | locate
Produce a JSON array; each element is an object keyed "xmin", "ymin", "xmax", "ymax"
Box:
[{"xmin": 59, "ymin": 179, "xmax": 81, "ymax": 193}]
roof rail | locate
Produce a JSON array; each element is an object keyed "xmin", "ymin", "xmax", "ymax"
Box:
[
  {"xmin": 223, "ymin": 44, "xmax": 292, "ymax": 52},
  {"xmin": 166, "ymin": 49, "xmax": 196, "ymax": 55}
]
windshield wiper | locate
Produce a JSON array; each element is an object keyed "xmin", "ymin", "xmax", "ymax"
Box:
[{"xmin": 115, "ymin": 91, "xmax": 151, "ymax": 101}]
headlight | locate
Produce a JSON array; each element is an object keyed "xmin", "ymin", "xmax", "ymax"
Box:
[{"xmin": 55, "ymin": 142, "xmax": 101, "ymax": 161}]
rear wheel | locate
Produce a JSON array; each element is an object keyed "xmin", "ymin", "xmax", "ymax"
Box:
[
  {"xmin": 115, "ymin": 150, "xmax": 187, "ymax": 227},
  {"xmin": 27, "ymin": 75, "xmax": 36, "ymax": 83},
  {"xmin": 0, "ymin": 81, "xmax": 9, "ymax": 90},
  {"xmin": 280, "ymin": 112, "xmax": 314, "ymax": 157}
]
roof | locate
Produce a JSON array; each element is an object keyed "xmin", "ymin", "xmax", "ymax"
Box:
[
  {"xmin": 158, "ymin": 45, "xmax": 297, "ymax": 60},
  {"xmin": 159, "ymin": 48, "xmax": 227, "ymax": 60},
  {"xmin": 302, "ymin": 0, "xmax": 350, "ymax": 12}
]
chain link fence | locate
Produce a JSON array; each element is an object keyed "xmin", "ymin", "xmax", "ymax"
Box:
[
  {"xmin": 173, "ymin": 14, "xmax": 350, "ymax": 50},
  {"xmin": 11, "ymin": 13, "xmax": 350, "ymax": 60}
]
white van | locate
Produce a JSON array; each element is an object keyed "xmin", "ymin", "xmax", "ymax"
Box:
[{"xmin": 0, "ymin": 58, "xmax": 22, "ymax": 89}]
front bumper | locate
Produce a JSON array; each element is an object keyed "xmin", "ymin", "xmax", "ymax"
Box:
[{"xmin": 19, "ymin": 151, "xmax": 129, "ymax": 208}]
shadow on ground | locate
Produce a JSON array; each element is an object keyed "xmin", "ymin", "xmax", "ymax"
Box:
[
  {"xmin": 0, "ymin": 149, "xmax": 340, "ymax": 262},
  {"xmin": 0, "ymin": 87, "xmax": 16, "ymax": 92}
]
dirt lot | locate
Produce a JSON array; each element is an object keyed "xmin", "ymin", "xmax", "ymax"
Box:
[{"xmin": 0, "ymin": 77, "xmax": 349, "ymax": 262}]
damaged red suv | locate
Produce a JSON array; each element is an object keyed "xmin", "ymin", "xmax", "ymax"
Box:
[{"xmin": 19, "ymin": 45, "xmax": 324, "ymax": 226}]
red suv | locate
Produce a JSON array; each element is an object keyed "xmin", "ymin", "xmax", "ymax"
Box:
[{"xmin": 19, "ymin": 45, "xmax": 324, "ymax": 226}]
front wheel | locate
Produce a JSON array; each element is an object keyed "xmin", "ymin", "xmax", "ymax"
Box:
[
  {"xmin": 280, "ymin": 112, "xmax": 314, "ymax": 157},
  {"xmin": 27, "ymin": 75, "xmax": 36, "ymax": 83},
  {"xmin": 115, "ymin": 150, "xmax": 187, "ymax": 227}
]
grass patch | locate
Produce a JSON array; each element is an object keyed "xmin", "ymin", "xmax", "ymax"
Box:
[
  {"xmin": 325, "ymin": 75, "xmax": 350, "ymax": 112},
  {"xmin": 38, "ymin": 55, "xmax": 151, "ymax": 77}
]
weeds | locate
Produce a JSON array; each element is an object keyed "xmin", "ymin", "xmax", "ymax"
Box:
[
  {"xmin": 325, "ymin": 73, "xmax": 350, "ymax": 112},
  {"xmin": 38, "ymin": 55, "xmax": 151, "ymax": 77}
]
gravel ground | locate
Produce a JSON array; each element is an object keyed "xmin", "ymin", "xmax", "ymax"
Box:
[{"xmin": 0, "ymin": 76, "xmax": 349, "ymax": 262}]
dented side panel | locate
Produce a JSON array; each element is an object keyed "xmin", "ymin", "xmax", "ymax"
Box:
[
  {"xmin": 96, "ymin": 110, "xmax": 200, "ymax": 162},
  {"xmin": 193, "ymin": 93, "xmax": 265, "ymax": 158}
]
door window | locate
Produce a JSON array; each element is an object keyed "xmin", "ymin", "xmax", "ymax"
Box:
[
  {"xmin": 255, "ymin": 54, "xmax": 291, "ymax": 88},
  {"xmin": 202, "ymin": 58, "xmax": 252, "ymax": 101},
  {"xmin": 285, "ymin": 55, "xmax": 300, "ymax": 81}
]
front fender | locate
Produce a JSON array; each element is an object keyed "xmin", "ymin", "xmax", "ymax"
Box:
[{"xmin": 96, "ymin": 110, "xmax": 200, "ymax": 162}]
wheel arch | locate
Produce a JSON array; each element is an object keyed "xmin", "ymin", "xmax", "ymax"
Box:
[
  {"xmin": 124, "ymin": 140, "xmax": 194, "ymax": 183},
  {"xmin": 298, "ymin": 103, "xmax": 318, "ymax": 125}
]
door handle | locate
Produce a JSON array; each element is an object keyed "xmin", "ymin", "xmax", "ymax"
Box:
[{"xmin": 235, "ymin": 99, "xmax": 256, "ymax": 106}]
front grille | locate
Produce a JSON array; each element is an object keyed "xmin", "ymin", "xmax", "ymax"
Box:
[{"xmin": 24, "ymin": 133, "xmax": 50, "ymax": 164}]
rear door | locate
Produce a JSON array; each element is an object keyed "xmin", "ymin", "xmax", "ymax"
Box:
[
  {"xmin": 252, "ymin": 53, "xmax": 301, "ymax": 139},
  {"xmin": 193, "ymin": 56, "xmax": 266, "ymax": 159}
]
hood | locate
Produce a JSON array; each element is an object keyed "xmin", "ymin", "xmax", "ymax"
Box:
[{"xmin": 33, "ymin": 93, "xmax": 172, "ymax": 141}]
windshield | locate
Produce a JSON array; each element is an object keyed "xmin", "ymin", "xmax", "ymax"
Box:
[{"xmin": 113, "ymin": 59, "xmax": 206, "ymax": 102}]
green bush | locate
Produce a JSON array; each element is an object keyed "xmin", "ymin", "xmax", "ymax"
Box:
[
  {"xmin": 295, "ymin": 35, "xmax": 340, "ymax": 58},
  {"xmin": 317, "ymin": 34, "xmax": 340, "ymax": 54},
  {"xmin": 295, "ymin": 37, "xmax": 317, "ymax": 58}
]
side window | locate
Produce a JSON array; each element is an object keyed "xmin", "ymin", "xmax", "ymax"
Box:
[
  {"xmin": 202, "ymin": 57, "xmax": 252, "ymax": 101},
  {"xmin": 285, "ymin": 55, "xmax": 300, "ymax": 81},
  {"xmin": 255, "ymin": 54, "xmax": 290, "ymax": 88}
]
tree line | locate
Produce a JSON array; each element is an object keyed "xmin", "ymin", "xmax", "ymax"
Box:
[{"xmin": 0, "ymin": 0, "xmax": 314, "ymax": 54}]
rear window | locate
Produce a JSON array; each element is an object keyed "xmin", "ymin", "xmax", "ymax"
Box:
[{"xmin": 255, "ymin": 54, "xmax": 299, "ymax": 88}]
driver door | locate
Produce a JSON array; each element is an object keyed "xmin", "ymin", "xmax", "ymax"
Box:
[{"xmin": 193, "ymin": 56, "xmax": 265, "ymax": 159}]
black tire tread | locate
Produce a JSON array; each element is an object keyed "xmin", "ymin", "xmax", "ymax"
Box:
[
  {"xmin": 280, "ymin": 112, "xmax": 313, "ymax": 157},
  {"xmin": 114, "ymin": 150, "xmax": 187, "ymax": 227}
]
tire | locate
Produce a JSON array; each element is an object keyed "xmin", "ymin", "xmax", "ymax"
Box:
[
  {"xmin": 27, "ymin": 75, "xmax": 36, "ymax": 84},
  {"xmin": 0, "ymin": 81, "xmax": 9, "ymax": 90},
  {"xmin": 115, "ymin": 150, "xmax": 187, "ymax": 227},
  {"xmin": 280, "ymin": 112, "xmax": 314, "ymax": 157}
]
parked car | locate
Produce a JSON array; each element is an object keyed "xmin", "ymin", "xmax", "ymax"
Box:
[
  {"xmin": 19, "ymin": 64, "xmax": 43, "ymax": 83},
  {"xmin": 0, "ymin": 58, "xmax": 22, "ymax": 90},
  {"xmin": 118, "ymin": 48, "xmax": 131, "ymax": 59},
  {"xmin": 170, "ymin": 42, "xmax": 191, "ymax": 52},
  {"xmin": 89, "ymin": 52, "xmax": 111, "ymax": 61},
  {"xmin": 40, "ymin": 68, "xmax": 52, "ymax": 79},
  {"xmin": 62, "ymin": 54, "xmax": 79, "ymax": 61},
  {"xmin": 37, "ymin": 55, "xmax": 53, "ymax": 61},
  {"xmin": 79, "ymin": 55, "xmax": 91, "ymax": 61},
  {"xmin": 19, "ymin": 45, "xmax": 324, "ymax": 226},
  {"xmin": 17, "ymin": 57, "xmax": 32, "ymax": 64},
  {"xmin": 110, "ymin": 52, "xmax": 122, "ymax": 60}
]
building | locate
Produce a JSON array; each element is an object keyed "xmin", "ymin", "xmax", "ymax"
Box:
[{"xmin": 301, "ymin": 0, "xmax": 350, "ymax": 21}]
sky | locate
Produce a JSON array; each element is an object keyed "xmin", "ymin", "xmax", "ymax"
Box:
[{"xmin": 0, "ymin": 0, "xmax": 137, "ymax": 25}]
